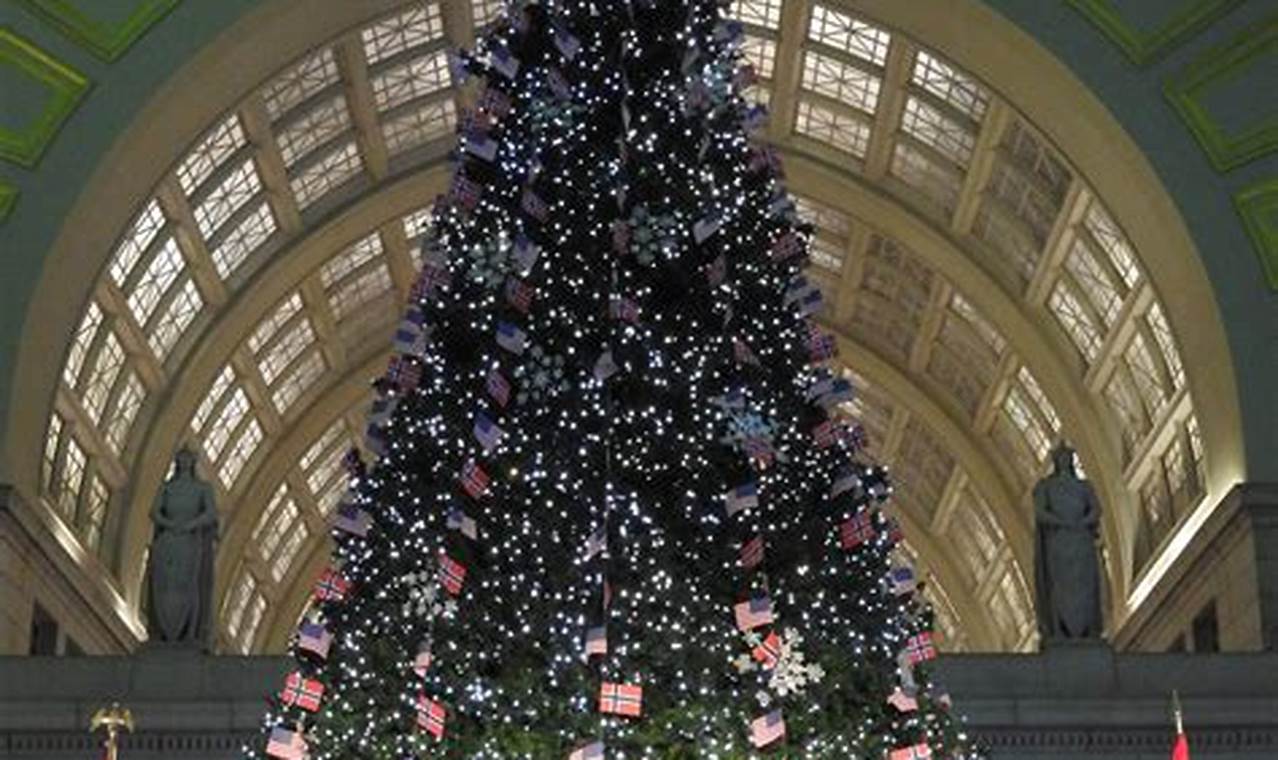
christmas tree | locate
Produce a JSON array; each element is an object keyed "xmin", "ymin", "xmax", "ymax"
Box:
[{"xmin": 249, "ymin": 0, "xmax": 979, "ymax": 757}]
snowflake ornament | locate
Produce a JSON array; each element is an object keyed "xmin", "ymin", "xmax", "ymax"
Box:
[
  {"xmin": 400, "ymin": 571, "xmax": 441, "ymax": 618},
  {"xmin": 514, "ymin": 344, "xmax": 569, "ymax": 404},
  {"xmin": 466, "ymin": 235, "xmax": 512, "ymax": 290},
  {"xmin": 627, "ymin": 205, "xmax": 680, "ymax": 265}
]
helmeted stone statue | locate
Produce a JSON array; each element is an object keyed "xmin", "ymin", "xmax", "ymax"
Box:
[
  {"xmin": 145, "ymin": 446, "xmax": 218, "ymax": 648},
  {"xmin": 1033, "ymin": 442, "xmax": 1104, "ymax": 641}
]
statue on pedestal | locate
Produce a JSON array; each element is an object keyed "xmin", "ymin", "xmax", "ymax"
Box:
[
  {"xmin": 145, "ymin": 446, "xmax": 218, "ymax": 648},
  {"xmin": 1033, "ymin": 442, "xmax": 1104, "ymax": 641}
]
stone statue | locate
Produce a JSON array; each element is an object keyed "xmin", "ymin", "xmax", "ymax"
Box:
[
  {"xmin": 145, "ymin": 446, "xmax": 218, "ymax": 648},
  {"xmin": 1033, "ymin": 442, "xmax": 1104, "ymax": 641}
]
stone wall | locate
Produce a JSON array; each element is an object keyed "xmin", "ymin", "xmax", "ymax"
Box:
[{"xmin": 1, "ymin": 644, "xmax": 1276, "ymax": 759}]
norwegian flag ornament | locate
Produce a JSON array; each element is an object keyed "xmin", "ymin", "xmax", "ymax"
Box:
[
  {"xmin": 411, "ymin": 261, "xmax": 451, "ymax": 302},
  {"xmin": 749, "ymin": 144, "xmax": 783, "ymax": 175},
  {"xmin": 417, "ymin": 695, "xmax": 447, "ymax": 739},
  {"xmin": 314, "ymin": 568, "xmax": 350, "ymax": 602},
  {"xmin": 771, "ymin": 231, "xmax": 803, "ymax": 261},
  {"xmin": 459, "ymin": 107, "xmax": 492, "ymax": 135},
  {"xmin": 280, "ymin": 671, "xmax": 324, "ymax": 712},
  {"xmin": 385, "ymin": 355, "xmax": 422, "ymax": 392},
  {"xmin": 903, "ymin": 632, "xmax": 937, "ymax": 665},
  {"xmin": 807, "ymin": 323, "xmax": 837, "ymax": 363},
  {"xmin": 889, "ymin": 743, "xmax": 932, "ymax": 760},
  {"xmin": 840, "ymin": 511, "xmax": 877, "ymax": 550},
  {"xmin": 812, "ymin": 419, "xmax": 843, "ymax": 449},
  {"xmin": 438, "ymin": 553, "xmax": 467, "ymax": 596},
  {"xmin": 449, "ymin": 173, "xmax": 482, "ymax": 211},
  {"xmin": 734, "ymin": 64, "xmax": 759, "ymax": 88},
  {"xmin": 599, "ymin": 682, "xmax": 643, "ymax": 717},
  {"xmin": 752, "ymin": 630, "xmax": 783, "ymax": 670}
]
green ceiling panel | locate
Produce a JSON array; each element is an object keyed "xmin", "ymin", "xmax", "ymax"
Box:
[
  {"xmin": 14, "ymin": 0, "xmax": 181, "ymax": 62},
  {"xmin": 0, "ymin": 26, "xmax": 89, "ymax": 168},
  {"xmin": 0, "ymin": 180, "xmax": 16, "ymax": 222},
  {"xmin": 1066, "ymin": 0, "xmax": 1244, "ymax": 65},
  {"xmin": 1236, "ymin": 179, "xmax": 1278, "ymax": 291},
  {"xmin": 1165, "ymin": 16, "xmax": 1278, "ymax": 172}
]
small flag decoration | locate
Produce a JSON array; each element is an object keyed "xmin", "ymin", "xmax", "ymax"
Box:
[
  {"xmin": 438, "ymin": 554, "xmax": 467, "ymax": 596},
  {"xmin": 489, "ymin": 45, "xmax": 520, "ymax": 79},
  {"xmin": 486, "ymin": 368, "xmax": 512, "ymax": 407},
  {"xmin": 812, "ymin": 419, "xmax": 842, "ymax": 449},
  {"xmin": 840, "ymin": 511, "xmax": 877, "ymax": 550},
  {"xmin": 725, "ymin": 481, "xmax": 759, "ymax": 516},
  {"xmin": 473, "ymin": 412, "xmax": 505, "ymax": 453},
  {"xmin": 890, "ymin": 566, "xmax": 918, "ymax": 596},
  {"xmin": 830, "ymin": 468, "xmax": 859, "ymax": 497},
  {"xmin": 280, "ymin": 671, "xmax": 324, "ymax": 712},
  {"xmin": 333, "ymin": 503, "xmax": 371, "ymax": 538},
  {"xmin": 521, "ymin": 189, "xmax": 550, "ymax": 221},
  {"xmin": 693, "ymin": 213, "xmax": 722, "ymax": 243},
  {"xmin": 411, "ymin": 263, "xmax": 451, "ymax": 304},
  {"xmin": 413, "ymin": 641, "xmax": 433, "ymax": 677},
  {"xmin": 477, "ymin": 87, "xmax": 512, "ymax": 118},
  {"xmin": 460, "ymin": 459, "xmax": 490, "ymax": 499},
  {"xmin": 752, "ymin": 630, "xmax": 782, "ymax": 670},
  {"xmin": 806, "ymin": 322, "xmax": 836, "ymax": 362},
  {"xmin": 265, "ymin": 726, "xmax": 308, "ymax": 760},
  {"xmin": 889, "ymin": 743, "xmax": 932, "ymax": 760},
  {"xmin": 738, "ymin": 534, "xmax": 764, "ymax": 570},
  {"xmin": 584, "ymin": 625, "xmax": 607, "ymax": 657},
  {"xmin": 903, "ymin": 632, "xmax": 937, "ymax": 665},
  {"xmin": 449, "ymin": 173, "xmax": 482, "ymax": 210},
  {"xmin": 385, "ymin": 356, "xmax": 423, "ymax": 392},
  {"xmin": 887, "ymin": 687, "xmax": 919, "ymax": 713},
  {"xmin": 512, "ymin": 234, "xmax": 540, "ymax": 273},
  {"xmin": 314, "ymin": 568, "xmax": 350, "ymax": 602},
  {"xmin": 568, "ymin": 741, "xmax": 604, "ymax": 760},
  {"xmin": 599, "ymin": 682, "xmax": 643, "ymax": 717},
  {"xmin": 297, "ymin": 620, "xmax": 333, "ymax": 660},
  {"xmin": 416, "ymin": 694, "xmax": 447, "ymax": 739},
  {"xmin": 750, "ymin": 709, "xmax": 786, "ymax": 748},
  {"xmin": 505, "ymin": 277, "xmax": 534, "ymax": 313},
  {"xmin": 593, "ymin": 349, "xmax": 619, "ymax": 381},
  {"xmin": 733, "ymin": 338, "xmax": 760, "ymax": 366},
  {"xmin": 734, "ymin": 595, "xmax": 774, "ymax": 631},
  {"xmin": 582, "ymin": 526, "xmax": 607, "ymax": 561},
  {"xmin": 496, "ymin": 322, "xmax": 528, "ymax": 354},
  {"xmin": 447, "ymin": 506, "xmax": 478, "ymax": 540},
  {"xmin": 705, "ymin": 254, "xmax": 727, "ymax": 286}
]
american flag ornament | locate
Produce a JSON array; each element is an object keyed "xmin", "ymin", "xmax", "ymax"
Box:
[
  {"xmin": 692, "ymin": 212, "xmax": 722, "ymax": 244},
  {"xmin": 733, "ymin": 595, "xmax": 774, "ymax": 631},
  {"xmin": 903, "ymin": 632, "xmax": 937, "ymax": 665},
  {"xmin": 725, "ymin": 481, "xmax": 759, "ymax": 516},
  {"xmin": 807, "ymin": 323, "xmax": 837, "ymax": 363},
  {"xmin": 547, "ymin": 68, "xmax": 571, "ymax": 101},
  {"xmin": 584, "ymin": 625, "xmax": 607, "ymax": 657},
  {"xmin": 733, "ymin": 338, "xmax": 760, "ymax": 366},
  {"xmin": 280, "ymin": 671, "xmax": 324, "ymax": 712},
  {"xmin": 830, "ymin": 468, "xmax": 859, "ymax": 498},
  {"xmin": 889, "ymin": 743, "xmax": 932, "ymax": 760},
  {"xmin": 743, "ymin": 104, "xmax": 768, "ymax": 132},
  {"xmin": 521, "ymin": 189, "xmax": 550, "ymax": 222},
  {"xmin": 447, "ymin": 48, "xmax": 470, "ymax": 84},
  {"xmin": 477, "ymin": 87, "xmax": 512, "ymax": 118},
  {"xmin": 464, "ymin": 131, "xmax": 499, "ymax": 162},
  {"xmin": 367, "ymin": 396, "xmax": 396, "ymax": 428},
  {"xmin": 333, "ymin": 503, "xmax": 372, "ymax": 538},
  {"xmin": 890, "ymin": 566, "xmax": 918, "ymax": 596},
  {"xmin": 460, "ymin": 459, "xmax": 490, "ymax": 499},
  {"xmin": 593, "ymin": 350, "xmax": 619, "ymax": 382},
  {"xmin": 840, "ymin": 511, "xmax": 877, "ymax": 550},
  {"xmin": 714, "ymin": 18, "xmax": 745, "ymax": 44},
  {"xmin": 598, "ymin": 682, "xmax": 643, "ymax": 717},
  {"xmin": 314, "ymin": 568, "xmax": 349, "ymax": 602},
  {"xmin": 489, "ymin": 44, "xmax": 520, "ymax": 79},
  {"xmin": 505, "ymin": 277, "xmax": 534, "ymax": 314},
  {"xmin": 413, "ymin": 641, "xmax": 433, "ymax": 677},
  {"xmin": 887, "ymin": 686, "xmax": 919, "ymax": 713},
  {"xmin": 512, "ymin": 233, "xmax": 540, "ymax": 274},
  {"xmin": 448, "ymin": 173, "xmax": 482, "ymax": 211},
  {"xmin": 609, "ymin": 296, "xmax": 640, "ymax": 324},
  {"xmin": 341, "ymin": 447, "xmax": 363, "ymax": 476},
  {"xmin": 704, "ymin": 254, "xmax": 727, "ymax": 286},
  {"xmin": 749, "ymin": 709, "xmax": 786, "ymax": 748},
  {"xmin": 553, "ymin": 25, "xmax": 581, "ymax": 59},
  {"xmin": 815, "ymin": 378, "xmax": 855, "ymax": 408},
  {"xmin": 743, "ymin": 437, "xmax": 774, "ymax": 468},
  {"xmin": 568, "ymin": 741, "xmax": 604, "ymax": 760},
  {"xmin": 495, "ymin": 322, "xmax": 527, "ymax": 355},
  {"xmin": 749, "ymin": 144, "xmax": 783, "ymax": 175},
  {"xmin": 794, "ymin": 287, "xmax": 824, "ymax": 317},
  {"xmin": 486, "ymin": 368, "xmax": 512, "ymax": 407},
  {"xmin": 473, "ymin": 411, "xmax": 505, "ymax": 453},
  {"xmin": 734, "ymin": 64, "xmax": 758, "ymax": 88},
  {"xmin": 265, "ymin": 726, "xmax": 308, "ymax": 760},
  {"xmin": 458, "ymin": 107, "xmax": 492, "ymax": 135},
  {"xmin": 739, "ymin": 534, "xmax": 764, "ymax": 570},
  {"xmin": 297, "ymin": 620, "xmax": 333, "ymax": 660},
  {"xmin": 438, "ymin": 554, "xmax": 467, "ymax": 596},
  {"xmin": 385, "ymin": 356, "xmax": 422, "ymax": 393},
  {"xmin": 770, "ymin": 231, "xmax": 803, "ymax": 261},
  {"xmin": 412, "ymin": 262, "xmax": 451, "ymax": 302},
  {"xmin": 416, "ymin": 694, "xmax": 447, "ymax": 739},
  {"xmin": 812, "ymin": 419, "xmax": 843, "ymax": 449},
  {"xmin": 446, "ymin": 506, "xmax": 478, "ymax": 541},
  {"xmin": 582, "ymin": 526, "xmax": 607, "ymax": 561},
  {"xmin": 752, "ymin": 630, "xmax": 782, "ymax": 670},
  {"xmin": 392, "ymin": 307, "xmax": 429, "ymax": 355},
  {"xmin": 364, "ymin": 421, "xmax": 387, "ymax": 456}
]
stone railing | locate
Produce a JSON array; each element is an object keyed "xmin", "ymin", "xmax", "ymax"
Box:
[{"xmin": 1, "ymin": 643, "xmax": 1276, "ymax": 759}]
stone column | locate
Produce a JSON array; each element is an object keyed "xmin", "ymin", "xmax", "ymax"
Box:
[{"xmin": 0, "ymin": 518, "xmax": 36, "ymax": 653}]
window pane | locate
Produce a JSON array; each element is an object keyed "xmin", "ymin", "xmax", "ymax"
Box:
[
  {"xmin": 125, "ymin": 238, "xmax": 185, "ymax": 328},
  {"xmin": 192, "ymin": 159, "xmax": 263, "ymax": 239},
  {"xmin": 1065, "ymin": 237, "xmax": 1123, "ymax": 327},
  {"xmin": 741, "ymin": 36, "xmax": 777, "ymax": 80},
  {"xmin": 211, "ymin": 202, "xmax": 277, "ymax": 280},
  {"xmin": 382, "ymin": 98, "xmax": 456, "ymax": 155},
  {"xmin": 362, "ymin": 3, "xmax": 445, "ymax": 66},
  {"xmin": 148, "ymin": 280, "xmax": 203, "ymax": 361},
  {"xmin": 1084, "ymin": 201, "xmax": 1141, "ymax": 289},
  {"xmin": 795, "ymin": 100, "xmax": 871, "ymax": 158},
  {"xmin": 291, "ymin": 141, "xmax": 363, "ymax": 210},
  {"xmin": 109, "ymin": 199, "xmax": 165, "ymax": 286},
  {"xmin": 219, "ymin": 418, "xmax": 263, "ymax": 489},
  {"xmin": 82, "ymin": 331, "xmax": 126, "ymax": 424},
  {"xmin": 272, "ymin": 350, "xmax": 326, "ymax": 414},
  {"xmin": 912, "ymin": 50, "xmax": 988, "ymax": 121},
  {"xmin": 731, "ymin": 0, "xmax": 783, "ymax": 29},
  {"xmin": 808, "ymin": 5, "xmax": 890, "ymax": 66},
  {"xmin": 801, "ymin": 51, "xmax": 880, "ymax": 114},
  {"xmin": 276, "ymin": 94, "xmax": 352, "ymax": 168},
  {"xmin": 901, "ymin": 96, "xmax": 974, "ymax": 166},
  {"xmin": 64, "ymin": 303, "xmax": 104, "ymax": 387},
  {"xmin": 370, "ymin": 51, "xmax": 452, "ymax": 112},
  {"xmin": 890, "ymin": 141, "xmax": 962, "ymax": 215},
  {"xmin": 105, "ymin": 371, "xmax": 146, "ymax": 454},
  {"xmin": 1146, "ymin": 302, "xmax": 1186, "ymax": 391},
  {"xmin": 1048, "ymin": 281, "xmax": 1102, "ymax": 363},
  {"xmin": 177, "ymin": 114, "xmax": 247, "ymax": 196},
  {"xmin": 262, "ymin": 48, "xmax": 341, "ymax": 122}
]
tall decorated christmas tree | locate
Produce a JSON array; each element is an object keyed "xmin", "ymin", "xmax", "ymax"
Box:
[{"xmin": 249, "ymin": 0, "xmax": 979, "ymax": 757}]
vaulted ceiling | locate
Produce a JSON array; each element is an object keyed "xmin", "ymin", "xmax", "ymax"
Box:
[{"xmin": 1, "ymin": 0, "xmax": 1270, "ymax": 654}]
